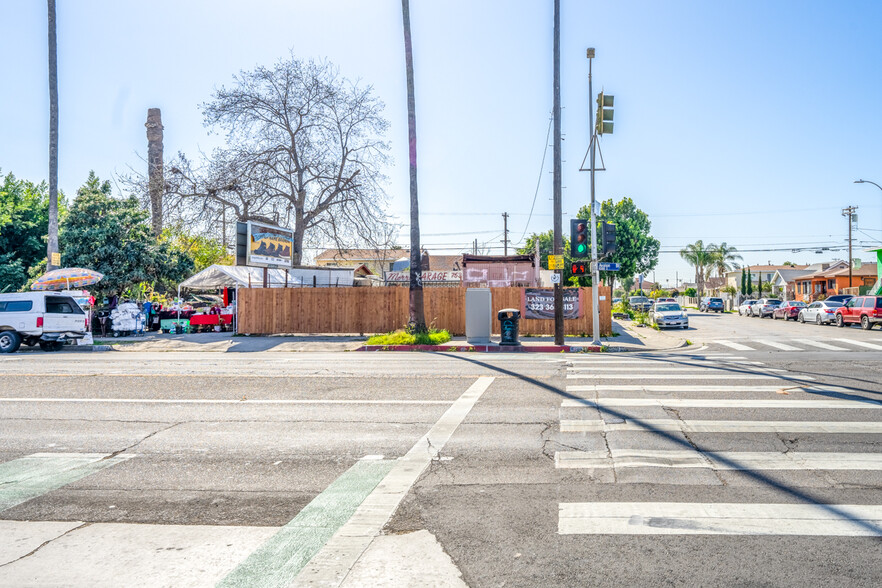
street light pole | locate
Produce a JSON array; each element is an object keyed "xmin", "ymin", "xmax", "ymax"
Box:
[
  {"xmin": 552, "ymin": 0, "xmax": 564, "ymax": 345},
  {"xmin": 587, "ymin": 49, "xmax": 600, "ymax": 347},
  {"xmin": 855, "ymin": 180, "xmax": 882, "ymax": 243}
]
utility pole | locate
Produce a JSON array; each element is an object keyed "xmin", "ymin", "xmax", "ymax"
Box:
[
  {"xmin": 473, "ymin": 238, "xmax": 478, "ymax": 255},
  {"xmin": 552, "ymin": 0, "xmax": 564, "ymax": 345},
  {"xmin": 502, "ymin": 212, "xmax": 510, "ymax": 256},
  {"xmin": 587, "ymin": 48, "xmax": 600, "ymax": 347},
  {"xmin": 843, "ymin": 205, "xmax": 858, "ymax": 289}
]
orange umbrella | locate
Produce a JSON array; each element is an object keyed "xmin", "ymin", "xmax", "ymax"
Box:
[{"xmin": 31, "ymin": 268, "xmax": 104, "ymax": 291}]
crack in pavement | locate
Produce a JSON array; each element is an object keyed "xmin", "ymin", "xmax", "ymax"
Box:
[
  {"xmin": 102, "ymin": 422, "xmax": 182, "ymax": 460},
  {"xmin": 662, "ymin": 406, "xmax": 727, "ymax": 486},
  {"xmin": 0, "ymin": 522, "xmax": 91, "ymax": 568}
]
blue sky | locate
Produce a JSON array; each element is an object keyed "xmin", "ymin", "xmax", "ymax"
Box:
[{"xmin": 1, "ymin": 0, "xmax": 881, "ymax": 285}]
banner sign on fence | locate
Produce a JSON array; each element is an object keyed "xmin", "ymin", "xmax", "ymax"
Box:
[
  {"xmin": 523, "ymin": 288, "xmax": 581, "ymax": 319},
  {"xmin": 384, "ymin": 270, "xmax": 462, "ymax": 284}
]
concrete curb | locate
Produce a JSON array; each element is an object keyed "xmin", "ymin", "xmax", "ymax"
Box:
[{"xmin": 356, "ymin": 343, "xmax": 604, "ymax": 353}]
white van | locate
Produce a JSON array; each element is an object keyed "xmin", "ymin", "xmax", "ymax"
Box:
[{"xmin": 0, "ymin": 292, "xmax": 88, "ymax": 353}]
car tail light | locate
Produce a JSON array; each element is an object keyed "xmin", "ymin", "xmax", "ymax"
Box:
[
  {"xmin": 37, "ymin": 317, "xmax": 43, "ymax": 328},
  {"xmin": 825, "ymin": 309, "xmax": 834, "ymax": 313}
]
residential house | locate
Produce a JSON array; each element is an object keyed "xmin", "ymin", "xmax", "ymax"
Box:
[
  {"xmin": 315, "ymin": 248, "xmax": 409, "ymax": 275},
  {"xmin": 792, "ymin": 261, "xmax": 879, "ymax": 302},
  {"xmin": 725, "ymin": 265, "xmax": 807, "ymax": 293}
]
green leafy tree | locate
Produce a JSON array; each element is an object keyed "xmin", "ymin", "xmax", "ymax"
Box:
[
  {"xmin": 740, "ymin": 267, "xmax": 746, "ymax": 294},
  {"xmin": 684, "ymin": 287, "xmax": 697, "ymax": 297},
  {"xmin": 59, "ymin": 172, "xmax": 193, "ymax": 297},
  {"xmin": 160, "ymin": 224, "xmax": 232, "ymax": 272},
  {"xmin": 0, "ymin": 171, "xmax": 63, "ymax": 291},
  {"xmin": 578, "ymin": 197, "xmax": 660, "ymax": 285}
]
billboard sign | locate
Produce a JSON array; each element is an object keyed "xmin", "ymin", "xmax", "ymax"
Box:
[{"xmin": 245, "ymin": 221, "xmax": 295, "ymax": 268}]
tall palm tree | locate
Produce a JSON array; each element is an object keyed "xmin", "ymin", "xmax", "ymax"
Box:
[
  {"xmin": 401, "ymin": 0, "xmax": 426, "ymax": 332},
  {"xmin": 679, "ymin": 240, "xmax": 714, "ymax": 297},
  {"xmin": 47, "ymin": 0, "xmax": 59, "ymax": 270},
  {"xmin": 710, "ymin": 242, "xmax": 742, "ymax": 279}
]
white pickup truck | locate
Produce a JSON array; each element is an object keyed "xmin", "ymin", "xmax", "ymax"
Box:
[{"xmin": 0, "ymin": 292, "xmax": 88, "ymax": 353}]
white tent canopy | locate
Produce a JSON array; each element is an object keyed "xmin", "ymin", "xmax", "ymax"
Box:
[{"xmin": 179, "ymin": 264, "xmax": 354, "ymax": 290}]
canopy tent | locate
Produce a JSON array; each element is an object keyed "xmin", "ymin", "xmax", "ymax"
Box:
[{"xmin": 179, "ymin": 264, "xmax": 354, "ymax": 290}]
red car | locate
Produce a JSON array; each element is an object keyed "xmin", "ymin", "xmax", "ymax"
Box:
[
  {"xmin": 835, "ymin": 296, "xmax": 882, "ymax": 330},
  {"xmin": 772, "ymin": 300, "xmax": 806, "ymax": 321}
]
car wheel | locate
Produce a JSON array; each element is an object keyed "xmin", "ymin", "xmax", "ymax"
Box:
[
  {"xmin": 798, "ymin": 312, "xmax": 804, "ymax": 323},
  {"xmin": 815, "ymin": 314, "xmax": 822, "ymax": 326},
  {"xmin": 861, "ymin": 315, "xmax": 872, "ymax": 330},
  {"xmin": 836, "ymin": 314, "xmax": 844, "ymax": 328},
  {"xmin": 0, "ymin": 330, "xmax": 22, "ymax": 354}
]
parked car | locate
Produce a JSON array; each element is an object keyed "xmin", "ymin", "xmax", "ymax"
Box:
[
  {"xmin": 612, "ymin": 298, "xmax": 622, "ymax": 305},
  {"xmin": 629, "ymin": 296, "xmax": 652, "ymax": 312},
  {"xmin": 0, "ymin": 292, "xmax": 88, "ymax": 353},
  {"xmin": 772, "ymin": 300, "xmax": 806, "ymax": 321},
  {"xmin": 650, "ymin": 302, "xmax": 689, "ymax": 329},
  {"xmin": 835, "ymin": 296, "xmax": 882, "ymax": 330},
  {"xmin": 655, "ymin": 297, "xmax": 676, "ymax": 303},
  {"xmin": 824, "ymin": 294, "xmax": 853, "ymax": 305},
  {"xmin": 751, "ymin": 298, "xmax": 782, "ymax": 318},
  {"xmin": 699, "ymin": 297, "xmax": 724, "ymax": 313},
  {"xmin": 738, "ymin": 300, "xmax": 759, "ymax": 316},
  {"xmin": 798, "ymin": 301, "xmax": 843, "ymax": 325}
]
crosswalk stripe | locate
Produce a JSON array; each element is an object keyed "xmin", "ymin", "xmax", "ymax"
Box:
[
  {"xmin": 0, "ymin": 453, "xmax": 135, "ymax": 513},
  {"xmin": 558, "ymin": 502, "xmax": 882, "ymax": 536},
  {"xmin": 792, "ymin": 339, "xmax": 850, "ymax": 351},
  {"xmin": 566, "ymin": 385, "xmax": 795, "ymax": 392},
  {"xmin": 560, "ymin": 419, "xmax": 882, "ymax": 433},
  {"xmin": 833, "ymin": 338, "xmax": 882, "ymax": 350},
  {"xmin": 753, "ymin": 339, "xmax": 803, "ymax": 351},
  {"xmin": 560, "ymin": 397, "xmax": 882, "ymax": 409},
  {"xmin": 555, "ymin": 450, "xmax": 882, "ymax": 470},
  {"xmin": 565, "ymin": 366, "xmax": 786, "ymax": 372},
  {"xmin": 566, "ymin": 373, "xmax": 815, "ymax": 381},
  {"xmin": 713, "ymin": 340, "xmax": 755, "ymax": 351}
]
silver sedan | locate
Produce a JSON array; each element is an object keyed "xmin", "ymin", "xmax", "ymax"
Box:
[{"xmin": 798, "ymin": 301, "xmax": 843, "ymax": 325}]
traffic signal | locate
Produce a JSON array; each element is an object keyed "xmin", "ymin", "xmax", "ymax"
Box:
[
  {"xmin": 601, "ymin": 222, "xmax": 616, "ymax": 257},
  {"xmin": 570, "ymin": 219, "xmax": 589, "ymax": 258},
  {"xmin": 570, "ymin": 261, "xmax": 588, "ymax": 276},
  {"xmin": 595, "ymin": 92, "xmax": 614, "ymax": 135}
]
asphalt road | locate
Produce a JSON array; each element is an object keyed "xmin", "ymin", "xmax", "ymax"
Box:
[{"xmin": 1, "ymin": 338, "xmax": 881, "ymax": 586}]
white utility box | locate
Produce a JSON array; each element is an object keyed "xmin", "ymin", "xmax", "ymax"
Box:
[{"xmin": 465, "ymin": 288, "xmax": 492, "ymax": 344}]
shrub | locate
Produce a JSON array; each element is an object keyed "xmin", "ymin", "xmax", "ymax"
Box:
[
  {"xmin": 366, "ymin": 328, "xmax": 452, "ymax": 346},
  {"xmin": 684, "ymin": 287, "xmax": 697, "ymax": 297}
]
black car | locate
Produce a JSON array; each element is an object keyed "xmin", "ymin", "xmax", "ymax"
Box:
[
  {"xmin": 825, "ymin": 294, "xmax": 853, "ymax": 305},
  {"xmin": 699, "ymin": 297, "xmax": 724, "ymax": 313}
]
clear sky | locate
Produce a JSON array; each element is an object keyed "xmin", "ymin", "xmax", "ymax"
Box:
[{"xmin": 1, "ymin": 0, "xmax": 881, "ymax": 285}]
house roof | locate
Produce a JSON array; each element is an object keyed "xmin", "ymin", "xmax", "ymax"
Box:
[
  {"xmin": 427, "ymin": 255, "xmax": 462, "ymax": 271},
  {"xmin": 793, "ymin": 260, "xmax": 849, "ymax": 280},
  {"xmin": 828, "ymin": 264, "xmax": 878, "ymax": 278},
  {"xmin": 315, "ymin": 248, "xmax": 409, "ymax": 262},
  {"xmin": 773, "ymin": 268, "xmax": 813, "ymax": 283},
  {"xmin": 726, "ymin": 265, "xmax": 807, "ymax": 277}
]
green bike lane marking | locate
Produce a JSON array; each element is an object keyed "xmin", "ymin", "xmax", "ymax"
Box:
[
  {"xmin": 0, "ymin": 453, "xmax": 135, "ymax": 513},
  {"xmin": 217, "ymin": 457, "xmax": 395, "ymax": 588}
]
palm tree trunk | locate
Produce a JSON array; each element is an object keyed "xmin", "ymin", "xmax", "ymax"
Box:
[
  {"xmin": 146, "ymin": 108, "xmax": 164, "ymax": 236},
  {"xmin": 47, "ymin": 0, "xmax": 59, "ymax": 270},
  {"xmin": 401, "ymin": 0, "xmax": 426, "ymax": 332}
]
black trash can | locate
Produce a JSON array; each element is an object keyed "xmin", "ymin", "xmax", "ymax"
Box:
[{"xmin": 497, "ymin": 308, "xmax": 521, "ymax": 346}]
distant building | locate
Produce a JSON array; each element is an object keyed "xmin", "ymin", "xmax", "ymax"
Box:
[
  {"xmin": 791, "ymin": 261, "xmax": 878, "ymax": 302},
  {"xmin": 725, "ymin": 265, "xmax": 808, "ymax": 292}
]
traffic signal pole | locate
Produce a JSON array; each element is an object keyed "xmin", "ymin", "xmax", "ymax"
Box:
[{"xmin": 587, "ymin": 50, "xmax": 601, "ymax": 347}]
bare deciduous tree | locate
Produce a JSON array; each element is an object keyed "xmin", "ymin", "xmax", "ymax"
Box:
[{"xmin": 145, "ymin": 56, "xmax": 394, "ymax": 265}]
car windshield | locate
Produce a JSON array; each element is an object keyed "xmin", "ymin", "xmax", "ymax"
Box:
[
  {"xmin": 877, "ymin": 298, "xmax": 882, "ymax": 309},
  {"xmin": 825, "ymin": 302, "xmax": 843, "ymax": 308},
  {"xmin": 656, "ymin": 304, "xmax": 681, "ymax": 312},
  {"xmin": 710, "ymin": 298, "xmax": 722, "ymax": 303},
  {"xmin": 767, "ymin": 300, "xmax": 781, "ymax": 305},
  {"xmin": 630, "ymin": 297, "xmax": 649, "ymax": 303},
  {"xmin": 791, "ymin": 302, "xmax": 806, "ymax": 307}
]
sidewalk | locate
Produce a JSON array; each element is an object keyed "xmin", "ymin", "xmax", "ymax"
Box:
[{"xmin": 30, "ymin": 319, "xmax": 689, "ymax": 354}]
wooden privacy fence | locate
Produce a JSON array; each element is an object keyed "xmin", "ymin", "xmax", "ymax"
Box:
[{"xmin": 237, "ymin": 287, "xmax": 612, "ymax": 336}]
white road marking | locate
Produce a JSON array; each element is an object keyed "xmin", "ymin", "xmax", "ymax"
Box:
[
  {"xmin": 713, "ymin": 340, "xmax": 755, "ymax": 351},
  {"xmin": 566, "ymin": 385, "xmax": 794, "ymax": 393},
  {"xmin": 555, "ymin": 450, "xmax": 882, "ymax": 470},
  {"xmin": 558, "ymin": 502, "xmax": 882, "ymax": 536},
  {"xmin": 560, "ymin": 419, "xmax": 882, "ymax": 433},
  {"xmin": 566, "ymin": 366, "xmax": 786, "ymax": 372},
  {"xmin": 834, "ymin": 338, "xmax": 882, "ymax": 350},
  {"xmin": 291, "ymin": 376, "xmax": 495, "ymax": 587},
  {"xmin": 792, "ymin": 339, "xmax": 850, "ymax": 351},
  {"xmin": 0, "ymin": 398, "xmax": 452, "ymax": 405},
  {"xmin": 753, "ymin": 339, "xmax": 803, "ymax": 351},
  {"xmin": 561, "ymin": 397, "xmax": 882, "ymax": 409},
  {"xmin": 566, "ymin": 373, "xmax": 815, "ymax": 381}
]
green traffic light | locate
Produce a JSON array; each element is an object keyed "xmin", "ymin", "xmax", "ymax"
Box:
[{"xmin": 577, "ymin": 244, "xmax": 587, "ymax": 253}]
